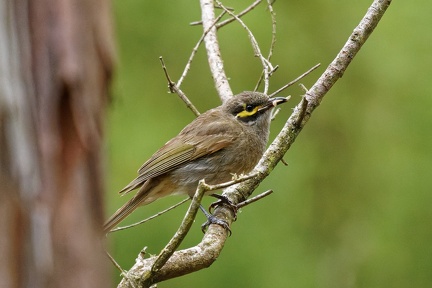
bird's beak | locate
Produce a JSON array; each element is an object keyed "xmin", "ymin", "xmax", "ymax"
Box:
[{"xmin": 258, "ymin": 96, "xmax": 289, "ymax": 112}]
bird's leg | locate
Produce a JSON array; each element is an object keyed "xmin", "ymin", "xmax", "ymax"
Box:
[
  {"xmin": 208, "ymin": 193, "xmax": 239, "ymax": 220},
  {"xmin": 200, "ymin": 205, "xmax": 232, "ymax": 236}
]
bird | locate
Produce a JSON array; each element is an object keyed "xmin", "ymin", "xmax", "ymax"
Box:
[{"xmin": 104, "ymin": 91, "xmax": 287, "ymax": 233}]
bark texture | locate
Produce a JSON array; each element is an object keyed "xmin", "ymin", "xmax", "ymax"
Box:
[{"xmin": 0, "ymin": 1, "xmax": 114, "ymax": 287}]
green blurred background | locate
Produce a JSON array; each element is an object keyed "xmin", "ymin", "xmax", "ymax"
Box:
[{"xmin": 106, "ymin": 1, "xmax": 432, "ymax": 287}]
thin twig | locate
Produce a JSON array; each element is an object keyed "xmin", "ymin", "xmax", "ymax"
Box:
[
  {"xmin": 106, "ymin": 251, "xmax": 126, "ymax": 274},
  {"xmin": 110, "ymin": 198, "xmax": 190, "ymax": 233},
  {"xmin": 150, "ymin": 179, "xmax": 208, "ymax": 274},
  {"xmin": 214, "ymin": 4, "xmax": 234, "ymax": 11},
  {"xmin": 236, "ymin": 189, "xmax": 273, "ymax": 209},
  {"xmin": 159, "ymin": 56, "xmax": 175, "ymax": 93},
  {"xmin": 266, "ymin": 0, "xmax": 277, "ymax": 60},
  {"xmin": 159, "ymin": 57, "xmax": 201, "ymax": 117},
  {"xmin": 200, "ymin": 172, "xmax": 259, "ymax": 192},
  {"xmin": 178, "ymin": 12, "xmax": 227, "ymax": 88},
  {"xmin": 295, "ymin": 96, "xmax": 309, "ymax": 128},
  {"xmin": 254, "ymin": 0, "xmax": 278, "ymax": 91},
  {"xmin": 269, "ymin": 63, "xmax": 321, "ymax": 97},
  {"xmin": 216, "ymin": 0, "xmax": 262, "ymax": 28},
  {"xmin": 215, "ymin": 0, "xmax": 274, "ymax": 94},
  {"xmin": 192, "ymin": 1, "xmax": 260, "ymax": 27},
  {"xmin": 299, "ymin": 83, "xmax": 308, "ymax": 93},
  {"xmin": 254, "ymin": 65, "xmax": 279, "ymax": 92},
  {"xmin": 106, "ymin": 252, "xmax": 138, "ymax": 288}
]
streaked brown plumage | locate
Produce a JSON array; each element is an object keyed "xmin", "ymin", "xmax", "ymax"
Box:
[{"xmin": 104, "ymin": 91, "xmax": 287, "ymax": 232}]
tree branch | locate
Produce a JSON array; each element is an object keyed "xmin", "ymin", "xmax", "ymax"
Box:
[
  {"xmin": 109, "ymin": 198, "xmax": 189, "ymax": 233},
  {"xmin": 179, "ymin": 11, "xmax": 227, "ymax": 89},
  {"xmin": 269, "ymin": 63, "xmax": 321, "ymax": 97},
  {"xmin": 254, "ymin": 0, "xmax": 277, "ymax": 91},
  {"xmin": 215, "ymin": 0, "xmax": 275, "ymax": 94},
  {"xmin": 159, "ymin": 57, "xmax": 201, "ymax": 117},
  {"xmin": 150, "ymin": 180, "xmax": 207, "ymax": 274},
  {"xmin": 117, "ymin": 0, "xmax": 392, "ymax": 286},
  {"xmin": 216, "ymin": 0, "xmax": 262, "ymax": 29},
  {"xmin": 200, "ymin": 0, "xmax": 233, "ymax": 102}
]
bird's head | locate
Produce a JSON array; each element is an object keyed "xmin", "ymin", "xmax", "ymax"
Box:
[{"xmin": 223, "ymin": 91, "xmax": 288, "ymax": 128}]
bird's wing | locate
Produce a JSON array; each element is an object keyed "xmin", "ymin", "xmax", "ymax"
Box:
[{"xmin": 119, "ymin": 115, "xmax": 237, "ymax": 194}]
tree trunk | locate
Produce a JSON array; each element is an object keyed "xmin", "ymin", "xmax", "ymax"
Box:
[{"xmin": 0, "ymin": 0, "xmax": 114, "ymax": 287}]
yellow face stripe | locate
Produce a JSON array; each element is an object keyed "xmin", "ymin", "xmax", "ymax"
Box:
[{"xmin": 236, "ymin": 105, "xmax": 261, "ymax": 118}]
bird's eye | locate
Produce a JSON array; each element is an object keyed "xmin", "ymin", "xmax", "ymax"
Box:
[{"xmin": 245, "ymin": 104, "xmax": 254, "ymax": 112}]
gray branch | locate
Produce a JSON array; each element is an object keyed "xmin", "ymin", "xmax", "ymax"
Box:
[{"xmin": 200, "ymin": 0, "xmax": 233, "ymax": 102}]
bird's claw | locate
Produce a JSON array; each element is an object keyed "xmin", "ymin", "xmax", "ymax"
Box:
[
  {"xmin": 199, "ymin": 204, "xmax": 232, "ymax": 236},
  {"xmin": 209, "ymin": 194, "xmax": 238, "ymax": 221},
  {"xmin": 201, "ymin": 214, "xmax": 232, "ymax": 236}
]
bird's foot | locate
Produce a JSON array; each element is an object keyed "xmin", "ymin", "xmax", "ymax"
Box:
[
  {"xmin": 209, "ymin": 193, "xmax": 238, "ymax": 221},
  {"xmin": 199, "ymin": 205, "xmax": 232, "ymax": 236}
]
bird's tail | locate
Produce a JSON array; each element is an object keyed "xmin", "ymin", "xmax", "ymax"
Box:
[{"xmin": 103, "ymin": 179, "xmax": 155, "ymax": 233}]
